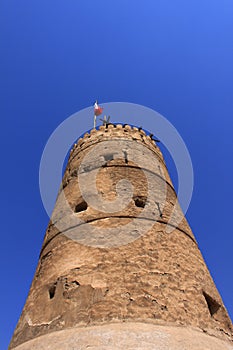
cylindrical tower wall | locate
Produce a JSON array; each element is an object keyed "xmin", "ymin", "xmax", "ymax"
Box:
[{"xmin": 9, "ymin": 124, "xmax": 233, "ymax": 349}]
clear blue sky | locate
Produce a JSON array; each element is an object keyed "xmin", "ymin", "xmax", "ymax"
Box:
[{"xmin": 1, "ymin": 1, "xmax": 233, "ymax": 349}]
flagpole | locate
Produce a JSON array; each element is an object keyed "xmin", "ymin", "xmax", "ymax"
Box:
[{"xmin": 93, "ymin": 100, "xmax": 103, "ymax": 129}]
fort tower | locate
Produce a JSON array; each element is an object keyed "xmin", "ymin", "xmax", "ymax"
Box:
[{"xmin": 9, "ymin": 124, "xmax": 233, "ymax": 349}]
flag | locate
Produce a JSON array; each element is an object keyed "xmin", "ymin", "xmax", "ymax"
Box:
[{"xmin": 94, "ymin": 101, "xmax": 103, "ymax": 116}]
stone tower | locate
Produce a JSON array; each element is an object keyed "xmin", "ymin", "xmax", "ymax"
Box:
[{"xmin": 9, "ymin": 124, "xmax": 232, "ymax": 349}]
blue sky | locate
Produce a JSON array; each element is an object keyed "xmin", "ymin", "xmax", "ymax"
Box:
[{"xmin": 1, "ymin": 1, "xmax": 233, "ymax": 349}]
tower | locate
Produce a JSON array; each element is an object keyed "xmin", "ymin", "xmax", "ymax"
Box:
[{"xmin": 9, "ymin": 124, "xmax": 233, "ymax": 349}]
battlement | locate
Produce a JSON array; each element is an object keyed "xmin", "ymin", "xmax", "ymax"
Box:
[{"xmin": 69, "ymin": 124, "xmax": 164, "ymax": 164}]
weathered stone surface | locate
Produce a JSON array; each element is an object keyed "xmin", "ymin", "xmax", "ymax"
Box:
[{"xmin": 9, "ymin": 125, "xmax": 233, "ymax": 349}]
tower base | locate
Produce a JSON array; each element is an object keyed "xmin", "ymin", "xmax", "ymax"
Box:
[{"xmin": 10, "ymin": 322, "xmax": 233, "ymax": 350}]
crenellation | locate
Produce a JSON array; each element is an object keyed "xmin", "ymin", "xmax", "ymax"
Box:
[{"xmin": 68, "ymin": 126, "xmax": 164, "ymax": 169}]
